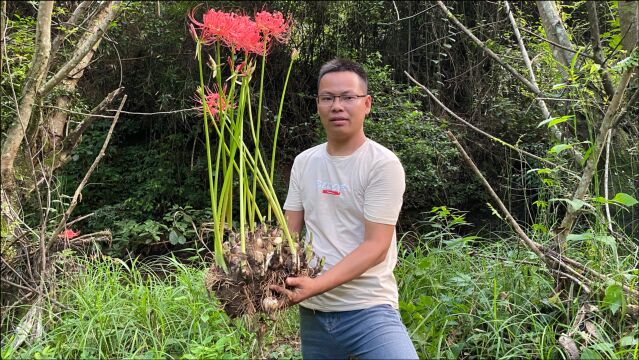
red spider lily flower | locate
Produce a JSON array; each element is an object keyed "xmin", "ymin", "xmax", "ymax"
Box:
[
  {"xmin": 189, "ymin": 7, "xmax": 235, "ymax": 46},
  {"xmin": 58, "ymin": 229, "xmax": 80, "ymax": 239},
  {"xmin": 223, "ymin": 15, "xmax": 264, "ymax": 54},
  {"xmin": 255, "ymin": 11, "xmax": 290, "ymax": 44},
  {"xmin": 196, "ymin": 86, "xmax": 232, "ymax": 119}
]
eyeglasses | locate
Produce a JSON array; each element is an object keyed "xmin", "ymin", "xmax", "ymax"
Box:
[{"xmin": 316, "ymin": 94, "xmax": 367, "ymax": 106}]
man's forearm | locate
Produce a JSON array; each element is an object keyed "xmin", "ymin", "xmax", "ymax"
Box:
[{"xmin": 312, "ymin": 239, "xmax": 388, "ymax": 295}]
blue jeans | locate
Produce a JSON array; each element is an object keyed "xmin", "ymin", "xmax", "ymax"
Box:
[{"xmin": 299, "ymin": 304, "xmax": 418, "ymax": 359}]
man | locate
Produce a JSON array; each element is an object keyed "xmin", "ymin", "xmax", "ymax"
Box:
[{"xmin": 271, "ymin": 59, "xmax": 418, "ymax": 359}]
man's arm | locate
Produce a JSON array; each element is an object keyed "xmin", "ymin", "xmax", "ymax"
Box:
[
  {"xmin": 285, "ymin": 210, "xmax": 304, "ymax": 234},
  {"xmin": 271, "ymin": 219, "xmax": 394, "ymax": 305}
]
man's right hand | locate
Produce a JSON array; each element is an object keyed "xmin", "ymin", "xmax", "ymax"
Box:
[{"xmin": 270, "ymin": 276, "xmax": 323, "ymax": 308}]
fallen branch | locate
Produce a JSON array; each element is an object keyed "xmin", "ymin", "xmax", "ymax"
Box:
[
  {"xmin": 446, "ymin": 131, "xmax": 546, "ymax": 261},
  {"xmin": 446, "ymin": 131, "xmax": 639, "ymax": 299}
]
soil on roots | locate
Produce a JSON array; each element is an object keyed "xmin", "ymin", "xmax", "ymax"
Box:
[{"xmin": 204, "ymin": 224, "xmax": 322, "ymax": 318}]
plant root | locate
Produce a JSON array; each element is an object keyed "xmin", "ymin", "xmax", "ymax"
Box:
[{"xmin": 204, "ymin": 224, "xmax": 322, "ymax": 318}]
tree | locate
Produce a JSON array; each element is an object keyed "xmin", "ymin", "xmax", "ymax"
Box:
[{"xmin": 1, "ymin": 1, "xmax": 126, "ymax": 346}]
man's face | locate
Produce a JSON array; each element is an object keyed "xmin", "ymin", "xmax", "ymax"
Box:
[{"xmin": 317, "ymin": 71, "xmax": 371, "ymax": 142}]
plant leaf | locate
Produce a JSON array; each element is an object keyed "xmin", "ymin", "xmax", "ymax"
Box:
[
  {"xmin": 611, "ymin": 193, "xmax": 638, "ymax": 207},
  {"xmin": 602, "ymin": 284, "xmax": 623, "ymax": 314},
  {"xmin": 549, "ymin": 144, "xmax": 573, "ymax": 154},
  {"xmin": 538, "ymin": 115, "xmax": 574, "ymax": 128}
]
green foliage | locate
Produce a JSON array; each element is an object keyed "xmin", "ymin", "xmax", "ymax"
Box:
[
  {"xmin": 396, "ymin": 235, "xmax": 638, "ymax": 359},
  {"xmin": 1, "ymin": 256, "xmax": 252, "ymax": 359},
  {"xmin": 362, "ymin": 55, "xmax": 478, "ymax": 219},
  {"xmin": 1, "ymin": 13, "xmax": 36, "ymax": 139}
]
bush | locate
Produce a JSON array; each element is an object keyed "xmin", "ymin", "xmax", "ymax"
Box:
[{"xmin": 362, "ymin": 55, "xmax": 481, "ymax": 224}]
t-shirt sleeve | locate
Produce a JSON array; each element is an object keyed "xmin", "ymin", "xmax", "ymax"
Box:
[
  {"xmin": 364, "ymin": 158, "xmax": 405, "ymax": 225},
  {"xmin": 283, "ymin": 157, "xmax": 304, "ymax": 211}
]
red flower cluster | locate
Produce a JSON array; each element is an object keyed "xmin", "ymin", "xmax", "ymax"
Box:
[
  {"xmin": 58, "ymin": 229, "xmax": 80, "ymax": 239},
  {"xmin": 189, "ymin": 8, "xmax": 290, "ymax": 55},
  {"xmin": 255, "ymin": 11, "xmax": 290, "ymax": 44},
  {"xmin": 196, "ymin": 86, "xmax": 231, "ymax": 120}
]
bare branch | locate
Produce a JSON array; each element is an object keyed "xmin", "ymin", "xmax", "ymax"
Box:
[
  {"xmin": 446, "ymin": 131, "xmax": 547, "ymax": 261},
  {"xmin": 49, "ymin": 1, "xmax": 92, "ymax": 59},
  {"xmin": 404, "ymin": 71, "xmax": 580, "ymax": 178},
  {"xmin": 436, "ymin": 1, "xmax": 537, "ymax": 91},
  {"xmin": 519, "ymin": 27, "xmax": 595, "ymax": 60},
  {"xmin": 47, "ymin": 95, "xmax": 128, "ymax": 251},
  {"xmin": 436, "ymin": 1, "xmax": 583, "ymax": 164}
]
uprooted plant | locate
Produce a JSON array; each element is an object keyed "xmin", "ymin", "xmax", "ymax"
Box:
[{"xmin": 189, "ymin": 7, "xmax": 322, "ymax": 318}]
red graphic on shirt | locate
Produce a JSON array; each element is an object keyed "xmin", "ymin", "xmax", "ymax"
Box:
[{"xmin": 322, "ymin": 189, "xmax": 341, "ymax": 196}]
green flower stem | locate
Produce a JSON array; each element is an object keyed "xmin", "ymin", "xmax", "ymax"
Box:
[
  {"xmin": 211, "ymin": 114, "xmax": 295, "ymax": 256},
  {"xmin": 268, "ymin": 52, "xmax": 296, "ymax": 221},
  {"xmin": 245, "ymin": 80, "xmax": 258, "ymax": 232},
  {"xmin": 237, "ymin": 77, "xmax": 248, "ymax": 253},
  {"xmin": 196, "ymin": 41, "xmax": 226, "ymax": 272},
  {"xmin": 218, "ymin": 118, "xmax": 296, "ymax": 256},
  {"xmin": 250, "ymin": 44, "xmax": 268, "ymax": 227}
]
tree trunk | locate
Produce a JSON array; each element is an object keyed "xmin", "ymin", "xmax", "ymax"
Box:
[
  {"xmin": 619, "ymin": 1, "xmax": 638, "ymax": 52},
  {"xmin": 47, "ymin": 39, "xmax": 103, "ymax": 150},
  {"xmin": 1, "ymin": 1, "xmax": 53, "ymax": 192},
  {"xmin": 536, "ymin": 1, "xmax": 576, "ymax": 72}
]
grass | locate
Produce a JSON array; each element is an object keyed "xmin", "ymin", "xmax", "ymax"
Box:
[
  {"xmin": 1, "ymin": 254, "xmax": 300, "ymax": 359},
  {"xmin": 396, "ymin": 231, "xmax": 639, "ymax": 359},
  {"xmin": 2, "ymin": 228, "xmax": 637, "ymax": 359}
]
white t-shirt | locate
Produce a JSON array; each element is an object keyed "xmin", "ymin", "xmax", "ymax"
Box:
[{"xmin": 284, "ymin": 139, "xmax": 405, "ymax": 311}]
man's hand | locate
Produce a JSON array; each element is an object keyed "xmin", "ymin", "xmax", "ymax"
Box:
[{"xmin": 269, "ymin": 276, "xmax": 323, "ymax": 308}]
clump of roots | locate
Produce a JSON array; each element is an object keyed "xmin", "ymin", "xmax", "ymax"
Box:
[{"xmin": 204, "ymin": 224, "xmax": 322, "ymax": 318}]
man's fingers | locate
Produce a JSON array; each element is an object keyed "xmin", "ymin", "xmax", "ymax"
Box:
[
  {"xmin": 269, "ymin": 284, "xmax": 289, "ymax": 295},
  {"xmin": 269, "ymin": 284, "xmax": 295, "ymax": 308}
]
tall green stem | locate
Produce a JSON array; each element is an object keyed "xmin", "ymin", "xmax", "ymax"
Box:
[
  {"xmin": 268, "ymin": 53, "xmax": 296, "ymax": 221},
  {"xmin": 196, "ymin": 41, "xmax": 226, "ymax": 272}
]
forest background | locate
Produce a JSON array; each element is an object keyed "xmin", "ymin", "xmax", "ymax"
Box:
[{"xmin": 1, "ymin": 1, "xmax": 638, "ymax": 359}]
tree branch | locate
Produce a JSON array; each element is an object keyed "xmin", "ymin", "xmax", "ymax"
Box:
[
  {"xmin": 46, "ymin": 94, "xmax": 127, "ymax": 251},
  {"xmin": 519, "ymin": 27, "xmax": 595, "ymax": 60},
  {"xmin": 585, "ymin": 1, "xmax": 616, "ymax": 97},
  {"xmin": 40, "ymin": 1, "xmax": 119, "ymax": 96},
  {"xmin": 1, "ymin": 1, "xmax": 53, "ymax": 191},
  {"xmin": 49, "ymin": 1, "xmax": 92, "ymax": 60},
  {"xmin": 436, "ymin": 1, "xmax": 583, "ymax": 164},
  {"xmin": 556, "ymin": 67, "xmax": 636, "ymax": 245},
  {"xmin": 446, "ymin": 131, "xmax": 547, "ymax": 261},
  {"xmin": 405, "ymin": 71, "xmax": 580, "ymax": 178}
]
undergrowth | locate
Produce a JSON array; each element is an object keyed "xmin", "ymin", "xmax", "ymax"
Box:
[
  {"xmin": 2, "ymin": 209, "xmax": 637, "ymax": 359},
  {"xmin": 0, "ymin": 255, "xmax": 300, "ymax": 359},
  {"xmin": 397, "ymin": 207, "xmax": 639, "ymax": 360}
]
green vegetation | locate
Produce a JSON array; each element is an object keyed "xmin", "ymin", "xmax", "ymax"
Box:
[
  {"xmin": 1, "ymin": 1, "xmax": 638, "ymax": 359},
  {"xmin": 1, "ymin": 255, "xmax": 300, "ymax": 359}
]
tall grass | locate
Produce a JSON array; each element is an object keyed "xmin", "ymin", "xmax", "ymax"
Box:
[
  {"xmin": 1, "ymin": 255, "xmax": 282, "ymax": 359},
  {"xmin": 396, "ymin": 230, "xmax": 639, "ymax": 359},
  {"xmin": 2, "ymin": 217, "xmax": 636, "ymax": 359}
]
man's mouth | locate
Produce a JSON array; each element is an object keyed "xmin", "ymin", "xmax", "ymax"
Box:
[{"xmin": 329, "ymin": 117, "xmax": 349, "ymax": 124}]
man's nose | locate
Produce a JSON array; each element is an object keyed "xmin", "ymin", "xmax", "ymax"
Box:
[{"xmin": 330, "ymin": 98, "xmax": 345, "ymax": 111}]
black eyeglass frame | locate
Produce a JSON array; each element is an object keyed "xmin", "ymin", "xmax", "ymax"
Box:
[{"xmin": 315, "ymin": 94, "xmax": 368, "ymax": 106}]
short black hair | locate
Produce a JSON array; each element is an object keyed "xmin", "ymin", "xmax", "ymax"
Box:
[{"xmin": 317, "ymin": 58, "xmax": 368, "ymax": 93}]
